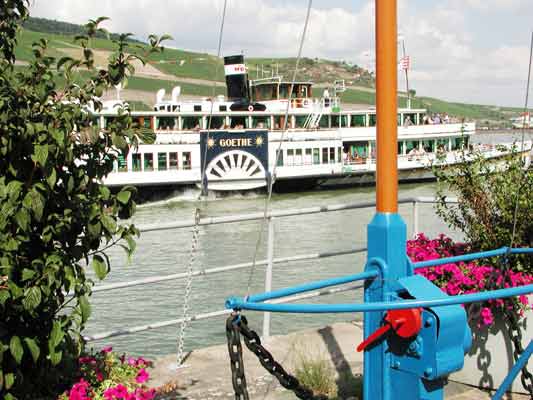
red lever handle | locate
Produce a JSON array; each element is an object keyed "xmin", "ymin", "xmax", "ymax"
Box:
[
  {"xmin": 357, "ymin": 308, "xmax": 422, "ymax": 352},
  {"xmin": 357, "ymin": 323, "xmax": 393, "ymax": 352}
]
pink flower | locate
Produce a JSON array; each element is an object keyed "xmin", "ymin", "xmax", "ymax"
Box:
[
  {"xmin": 104, "ymin": 384, "xmax": 129, "ymax": 400},
  {"xmin": 136, "ymin": 368, "xmax": 150, "ymax": 384},
  {"xmin": 480, "ymin": 307, "xmax": 494, "ymax": 326},
  {"xmin": 79, "ymin": 356, "xmax": 96, "ymax": 365},
  {"xmin": 68, "ymin": 379, "xmax": 92, "ymax": 400},
  {"xmin": 407, "ymin": 233, "xmax": 533, "ymax": 328},
  {"xmin": 101, "ymin": 346, "xmax": 113, "ymax": 354},
  {"xmin": 134, "ymin": 388, "xmax": 156, "ymax": 400}
]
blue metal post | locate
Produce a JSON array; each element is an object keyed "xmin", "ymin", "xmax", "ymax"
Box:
[
  {"xmin": 364, "ymin": 215, "xmax": 409, "ymax": 400},
  {"xmin": 492, "ymin": 340, "xmax": 533, "ymax": 400}
]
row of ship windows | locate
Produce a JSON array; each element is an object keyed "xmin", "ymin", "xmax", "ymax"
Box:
[
  {"xmin": 103, "ymin": 113, "xmax": 421, "ymax": 131},
  {"xmin": 276, "ymin": 147, "xmax": 343, "ymax": 167},
  {"xmin": 115, "ymin": 152, "xmax": 192, "ymax": 172},
  {"xmin": 111, "ymin": 137, "xmax": 469, "ymax": 173},
  {"xmin": 345, "ymin": 137, "xmax": 469, "ymax": 160},
  {"xmin": 277, "ymin": 137, "xmax": 469, "ymax": 168}
]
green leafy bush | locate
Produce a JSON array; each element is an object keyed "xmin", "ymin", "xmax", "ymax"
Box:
[
  {"xmin": 0, "ymin": 2, "xmax": 169, "ymax": 398},
  {"xmin": 433, "ymin": 139, "xmax": 532, "ymax": 272}
]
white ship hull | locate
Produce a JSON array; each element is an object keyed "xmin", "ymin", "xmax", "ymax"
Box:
[{"xmin": 102, "ymin": 121, "xmax": 530, "ymax": 192}]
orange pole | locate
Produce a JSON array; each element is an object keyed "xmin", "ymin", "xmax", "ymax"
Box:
[{"xmin": 375, "ymin": 0, "xmax": 398, "ymax": 213}]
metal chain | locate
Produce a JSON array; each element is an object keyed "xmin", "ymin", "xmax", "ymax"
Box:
[
  {"xmin": 505, "ymin": 30, "xmax": 533, "ymax": 397},
  {"xmin": 175, "ymin": 0, "xmax": 227, "ymax": 367},
  {"xmin": 226, "ymin": 314, "xmax": 329, "ymax": 400},
  {"xmin": 226, "ymin": 314, "xmax": 250, "ymax": 400},
  {"xmin": 497, "ymin": 251, "xmax": 533, "ymax": 396},
  {"xmin": 176, "ymin": 207, "xmax": 201, "ymax": 365},
  {"xmin": 504, "ymin": 309, "xmax": 533, "ymax": 396}
]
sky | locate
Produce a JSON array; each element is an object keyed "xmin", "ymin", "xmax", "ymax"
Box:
[{"xmin": 29, "ymin": 0, "xmax": 533, "ymax": 107}]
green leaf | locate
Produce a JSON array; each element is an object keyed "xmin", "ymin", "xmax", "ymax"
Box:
[
  {"xmin": 100, "ymin": 186, "xmax": 111, "ymax": 200},
  {"xmin": 6, "ymin": 181, "xmax": 22, "ymax": 200},
  {"xmin": 22, "ymin": 287, "xmax": 41, "ymax": 311},
  {"xmin": 49, "ymin": 321, "xmax": 64, "ymax": 349},
  {"xmin": 5, "ymin": 393, "xmax": 16, "ymax": 400},
  {"xmin": 125, "ymin": 234, "xmax": 137, "ymax": 255},
  {"xmin": 49, "ymin": 350, "xmax": 62, "ymax": 366},
  {"xmin": 9, "ymin": 336, "xmax": 23, "ymax": 364},
  {"xmin": 32, "ymin": 144, "xmax": 49, "ymax": 167},
  {"xmin": 137, "ymin": 127, "xmax": 156, "ymax": 144},
  {"xmin": 117, "ymin": 189, "xmax": 131, "ymax": 205},
  {"xmin": 92, "ymin": 254, "xmax": 108, "ymax": 280},
  {"xmin": 101, "ymin": 214, "xmax": 117, "ymax": 234},
  {"xmin": 79, "ymin": 295, "xmax": 91, "ymax": 323},
  {"xmin": 23, "ymin": 338, "xmax": 40, "ymax": 362},
  {"xmin": 5, "ymin": 373, "xmax": 14, "ymax": 390},
  {"xmin": 87, "ymin": 221, "xmax": 102, "ymax": 238},
  {"xmin": 23, "ymin": 190, "xmax": 44, "ymax": 221},
  {"xmin": 46, "ymin": 168, "xmax": 57, "ymax": 188},
  {"xmin": 14, "ymin": 209, "xmax": 30, "ymax": 232},
  {"xmin": 111, "ymin": 133, "xmax": 128, "ymax": 150},
  {"xmin": 21, "ymin": 269, "xmax": 35, "ymax": 281},
  {"xmin": 0, "ymin": 291, "xmax": 10, "ymax": 306},
  {"xmin": 57, "ymin": 56, "xmax": 73, "ymax": 70}
]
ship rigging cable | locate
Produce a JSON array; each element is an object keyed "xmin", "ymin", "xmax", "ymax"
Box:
[
  {"xmin": 175, "ymin": 0, "xmax": 228, "ymax": 367},
  {"xmin": 510, "ymin": 31, "xmax": 533, "ymax": 249},
  {"xmin": 502, "ymin": 30, "xmax": 533, "ymax": 395},
  {"xmin": 245, "ymin": 0, "xmax": 314, "ymax": 298}
]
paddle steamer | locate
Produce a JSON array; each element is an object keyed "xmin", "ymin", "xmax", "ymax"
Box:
[{"xmin": 97, "ymin": 55, "xmax": 508, "ymax": 192}]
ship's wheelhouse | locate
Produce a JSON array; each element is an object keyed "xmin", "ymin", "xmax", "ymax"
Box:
[{"xmin": 250, "ymin": 79, "xmax": 313, "ymax": 102}]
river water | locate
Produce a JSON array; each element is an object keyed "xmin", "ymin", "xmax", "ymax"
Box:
[{"xmin": 84, "ymin": 132, "xmax": 529, "ymax": 359}]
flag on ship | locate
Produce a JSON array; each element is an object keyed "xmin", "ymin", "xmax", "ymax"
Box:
[{"xmin": 400, "ymin": 56, "xmax": 410, "ymax": 70}]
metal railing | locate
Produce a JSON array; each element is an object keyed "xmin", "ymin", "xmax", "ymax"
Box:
[{"xmin": 84, "ymin": 196, "xmax": 456, "ymax": 342}]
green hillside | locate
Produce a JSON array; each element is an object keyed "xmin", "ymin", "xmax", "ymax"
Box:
[
  {"xmin": 340, "ymin": 89, "xmax": 524, "ymax": 124},
  {"xmin": 14, "ymin": 26, "xmax": 373, "ymax": 86},
  {"xmin": 126, "ymin": 76, "xmax": 225, "ymax": 97},
  {"xmin": 22, "ymin": 16, "xmax": 143, "ymax": 43}
]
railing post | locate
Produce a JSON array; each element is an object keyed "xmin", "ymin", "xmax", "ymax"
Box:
[
  {"xmin": 262, "ymin": 216, "xmax": 275, "ymax": 339},
  {"xmin": 413, "ymin": 200, "xmax": 419, "ymax": 237}
]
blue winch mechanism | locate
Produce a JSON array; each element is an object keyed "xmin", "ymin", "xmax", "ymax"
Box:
[{"xmin": 225, "ymin": 213, "xmax": 533, "ymax": 400}]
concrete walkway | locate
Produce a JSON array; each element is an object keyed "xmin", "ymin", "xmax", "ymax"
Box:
[{"xmin": 149, "ymin": 321, "xmax": 530, "ymax": 400}]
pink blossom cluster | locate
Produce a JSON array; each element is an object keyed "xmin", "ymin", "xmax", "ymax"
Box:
[
  {"xmin": 67, "ymin": 379, "xmax": 93, "ymax": 400},
  {"xmin": 408, "ymin": 234, "xmax": 533, "ymax": 327},
  {"xmin": 61, "ymin": 347, "xmax": 156, "ymax": 400},
  {"xmin": 103, "ymin": 384, "xmax": 156, "ymax": 400}
]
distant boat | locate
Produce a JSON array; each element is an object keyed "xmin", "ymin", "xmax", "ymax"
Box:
[{"xmin": 510, "ymin": 112, "xmax": 533, "ymax": 128}]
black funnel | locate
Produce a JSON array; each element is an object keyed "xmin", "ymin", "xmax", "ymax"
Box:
[{"xmin": 224, "ymin": 55, "xmax": 250, "ymax": 101}]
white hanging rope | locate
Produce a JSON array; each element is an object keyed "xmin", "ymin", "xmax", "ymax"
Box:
[
  {"xmin": 245, "ymin": 0, "xmax": 314, "ymax": 298},
  {"xmin": 509, "ymin": 31, "xmax": 533, "ymax": 249}
]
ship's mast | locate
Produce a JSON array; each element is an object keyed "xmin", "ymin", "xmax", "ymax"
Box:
[{"xmin": 376, "ymin": 0, "xmax": 398, "ymax": 212}]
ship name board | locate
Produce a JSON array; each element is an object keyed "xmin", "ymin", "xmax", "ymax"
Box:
[{"xmin": 219, "ymin": 138, "xmax": 252, "ymax": 147}]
